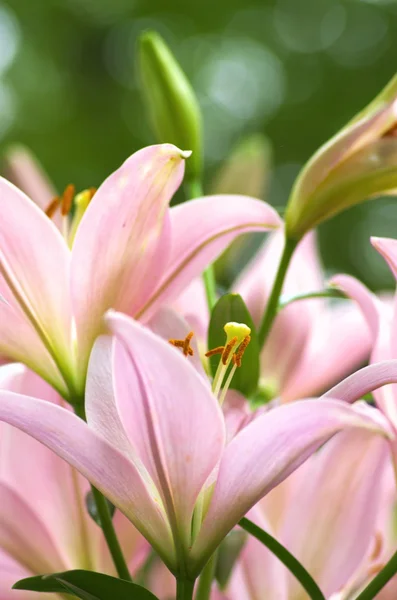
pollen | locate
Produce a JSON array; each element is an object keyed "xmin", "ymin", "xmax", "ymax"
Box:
[
  {"xmin": 232, "ymin": 335, "xmax": 251, "ymax": 367},
  {"xmin": 221, "ymin": 336, "xmax": 238, "ymax": 365},
  {"xmin": 45, "ymin": 196, "xmax": 61, "ymax": 218},
  {"xmin": 61, "ymin": 184, "xmax": 76, "ymax": 216},
  {"xmin": 169, "ymin": 331, "xmax": 194, "ymax": 357}
]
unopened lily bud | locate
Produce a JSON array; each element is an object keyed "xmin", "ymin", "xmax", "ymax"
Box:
[
  {"xmin": 138, "ymin": 30, "xmax": 202, "ymax": 182},
  {"xmin": 285, "ymin": 73, "xmax": 397, "ymax": 240}
]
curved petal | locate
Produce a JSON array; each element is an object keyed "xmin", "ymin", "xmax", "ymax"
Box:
[
  {"xmin": 372, "ymin": 236, "xmax": 397, "ymax": 280},
  {"xmin": 235, "ymin": 231, "xmax": 324, "ymax": 395},
  {"xmin": 0, "ymin": 178, "xmax": 72, "ymax": 366},
  {"xmin": 71, "ymin": 144, "xmax": 186, "ymax": 369},
  {"xmin": 0, "ymin": 483, "xmax": 67, "ymax": 575},
  {"xmin": 0, "ymin": 365, "xmax": 98, "ymax": 570},
  {"xmin": 3, "ymin": 145, "xmax": 60, "ymax": 225},
  {"xmin": 0, "ymin": 391, "xmax": 176, "ymax": 568},
  {"xmin": 0, "ymin": 551, "xmax": 41, "ymax": 600},
  {"xmin": 105, "ymin": 311, "xmax": 225, "ymax": 549},
  {"xmin": 137, "ymin": 195, "xmax": 282, "ymax": 321},
  {"xmin": 281, "ymin": 301, "xmax": 371, "ymax": 401},
  {"xmin": 281, "ymin": 430, "xmax": 389, "ymax": 599},
  {"xmin": 322, "ymin": 361, "xmax": 397, "ymax": 406},
  {"xmin": 190, "ymin": 399, "xmax": 393, "ymax": 572},
  {"xmin": 229, "ymin": 508, "xmax": 288, "ymax": 600},
  {"xmin": 330, "ymin": 274, "xmax": 397, "ymax": 422},
  {"xmin": 0, "ymin": 290, "xmax": 67, "ymax": 395}
]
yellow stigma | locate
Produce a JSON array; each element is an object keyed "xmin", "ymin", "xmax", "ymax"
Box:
[
  {"xmin": 224, "ymin": 322, "xmax": 251, "ymax": 346},
  {"xmin": 68, "ymin": 187, "xmax": 96, "ymax": 247}
]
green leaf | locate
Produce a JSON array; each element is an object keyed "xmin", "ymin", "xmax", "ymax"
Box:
[
  {"xmin": 13, "ymin": 570, "xmax": 159, "ymax": 600},
  {"xmin": 239, "ymin": 518, "xmax": 326, "ymax": 600},
  {"xmin": 208, "ymin": 293, "xmax": 260, "ymax": 397}
]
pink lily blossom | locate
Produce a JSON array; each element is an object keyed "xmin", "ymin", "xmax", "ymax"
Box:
[
  {"xmin": 0, "ymin": 143, "xmax": 281, "ymax": 401},
  {"xmin": 0, "ymin": 363, "xmax": 146, "ymax": 599},
  {"xmin": 174, "ymin": 230, "xmax": 371, "ymax": 401},
  {"xmin": 0, "ymin": 312, "xmax": 393, "ymax": 580}
]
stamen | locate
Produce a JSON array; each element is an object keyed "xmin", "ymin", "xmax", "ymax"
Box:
[
  {"xmin": 168, "ymin": 332, "xmax": 194, "ymax": 357},
  {"xmin": 232, "ymin": 335, "xmax": 251, "ymax": 367},
  {"xmin": 222, "ymin": 336, "xmax": 238, "ymax": 365},
  {"xmin": 45, "ymin": 196, "xmax": 61, "ymax": 218},
  {"xmin": 61, "ymin": 184, "xmax": 75, "ymax": 216},
  {"xmin": 205, "ymin": 346, "xmax": 224, "ymax": 358}
]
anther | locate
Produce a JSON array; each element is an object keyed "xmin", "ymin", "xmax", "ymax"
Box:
[
  {"xmin": 169, "ymin": 332, "xmax": 194, "ymax": 357},
  {"xmin": 61, "ymin": 184, "xmax": 75, "ymax": 216},
  {"xmin": 205, "ymin": 346, "xmax": 224, "ymax": 358},
  {"xmin": 232, "ymin": 335, "xmax": 251, "ymax": 367},
  {"xmin": 45, "ymin": 196, "xmax": 61, "ymax": 218},
  {"xmin": 222, "ymin": 336, "xmax": 238, "ymax": 365}
]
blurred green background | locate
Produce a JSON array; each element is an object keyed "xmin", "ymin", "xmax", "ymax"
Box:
[{"xmin": 2, "ymin": 0, "xmax": 397, "ymax": 289}]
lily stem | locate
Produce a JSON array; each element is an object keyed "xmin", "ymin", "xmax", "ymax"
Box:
[
  {"xmin": 176, "ymin": 577, "xmax": 195, "ymax": 600},
  {"xmin": 195, "ymin": 552, "xmax": 217, "ymax": 600},
  {"xmin": 74, "ymin": 403, "xmax": 132, "ymax": 581},
  {"xmin": 185, "ymin": 178, "xmax": 217, "ymax": 311},
  {"xmin": 257, "ymin": 235, "xmax": 298, "ymax": 348}
]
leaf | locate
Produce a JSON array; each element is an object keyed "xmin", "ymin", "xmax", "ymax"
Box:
[
  {"xmin": 208, "ymin": 293, "xmax": 260, "ymax": 397},
  {"xmin": 13, "ymin": 570, "xmax": 159, "ymax": 600},
  {"xmin": 239, "ymin": 517, "xmax": 326, "ymax": 600}
]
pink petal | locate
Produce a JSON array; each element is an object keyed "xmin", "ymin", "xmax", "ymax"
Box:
[
  {"xmin": 0, "ymin": 288, "xmax": 67, "ymax": 395},
  {"xmin": 137, "ymin": 195, "xmax": 282, "ymax": 321},
  {"xmin": 3, "ymin": 145, "xmax": 59, "ymax": 224},
  {"xmin": 229, "ymin": 508, "xmax": 288, "ymax": 600},
  {"xmin": 105, "ymin": 311, "xmax": 225, "ymax": 549},
  {"xmin": 0, "ymin": 551, "xmax": 38, "ymax": 600},
  {"xmin": 71, "ymin": 144, "xmax": 185, "ymax": 371},
  {"xmin": 0, "ymin": 178, "xmax": 72, "ymax": 369},
  {"xmin": 235, "ymin": 232, "xmax": 324, "ymax": 394},
  {"xmin": 281, "ymin": 301, "xmax": 372, "ymax": 401},
  {"xmin": 372, "ymin": 236, "xmax": 397, "ymax": 280},
  {"xmin": 281, "ymin": 430, "xmax": 389, "ymax": 598},
  {"xmin": 0, "ymin": 482, "xmax": 67, "ymax": 575},
  {"xmin": 0, "ymin": 364, "xmax": 99, "ymax": 570},
  {"xmin": 0, "ymin": 391, "xmax": 177, "ymax": 568},
  {"xmin": 191, "ymin": 399, "xmax": 393, "ymax": 570}
]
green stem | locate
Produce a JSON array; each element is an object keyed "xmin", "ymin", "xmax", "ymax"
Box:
[
  {"xmin": 239, "ymin": 517, "xmax": 325, "ymax": 600},
  {"xmin": 176, "ymin": 577, "xmax": 195, "ymax": 600},
  {"xmin": 257, "ymin": 235, "xmax": 298, "ymax": 348},
  {"xmin": 278, "ymin": 288, "xmax": 346, "ymax": 311},
  {"xmin": 355, "ymin": 548, "xmax": 397, "ymax": 600},
  {"xmin": 195, "ymin": 553, "xmax": 217, "ymax": 600},
  {"xmin": 185, "ymin": 179, "xmax": 217, "ymax": 311},
  {"xmin": 74, "ymin": 404, "xmax": 132, "ymax": 582}
]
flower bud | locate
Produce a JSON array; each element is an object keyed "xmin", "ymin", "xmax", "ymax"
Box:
[
  {"xmin": 138, "ymin": 30, "xmax": 202, "ymax": 182},
  {"xmin": 285, "ymin": 74, "xmax": 397, "ymax": 240}
]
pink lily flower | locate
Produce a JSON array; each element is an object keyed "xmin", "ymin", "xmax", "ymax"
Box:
[
  {"xmin": 0, "ymin": 363, "xmax": 146, "ymax": 599},
  {"xmin": 0, "ymin": 312, "xmax": 393, "ymax": 580},
  {"xmin": 174, "ymin": 230, "xmax": 371, "ymax": 401},
  {"xmin": 0, "ymin": 143, "xmax": 281, "ymax": 401}
]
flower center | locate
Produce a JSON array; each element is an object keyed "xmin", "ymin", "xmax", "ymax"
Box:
[
  {"xmin": 44, "ymin": 185, "xmax": 96, "ymax": 247},
  {"xmin": 168, "ymin": 322, "xmax": 251, "ymax": 405}
]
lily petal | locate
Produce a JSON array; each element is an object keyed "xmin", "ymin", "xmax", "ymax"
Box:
[
  {"xmin": 137, "ymin": 195, "xmax": 282, "ymax": 320},
  {"xmin": 70, "ymin": 144, "xmax": 186, "ymax": 370},
  {"xmin": 282, "ymin": 430, "xmax": 389, "ymax": 599},
  {"xmin": 0, "ymin": 391, "xmax": 176, "ymax": 567},
  {"xmin": 105, "ymin": 311, "xmax": 225, "ymax": 549},
  {"xmin": 191, "ymin": 399, "xmax": 392, "ymax": 572},
  {"xmin": 322, "ymin": 361, "xmax": 397, "ymax": 406},
  {"xmin": 0, "ymin": 178, "xmax": 72, "ymax": 369}
]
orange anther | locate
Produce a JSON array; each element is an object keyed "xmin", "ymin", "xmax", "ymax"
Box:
[
  {"xmin": 61, "ymin": 184, "xmax": 75, "ymax": 216},
  {"xmin": 222, "ymin": 336, "xmax": 238, "ymax": 365},
  {"xmin": 169, "ymin": 332, "xmax": 194, "ymax": 357},
  {"xmin": 45, "ymin": 196, "xmax": 61, "ymax": 218},
  {"xmin": 232, "ymin": 335, "xmax": 251, "ymax": 367},
  {"xmin": 205, "ymin": 346, "xmax": 224, "ymax": 358}
]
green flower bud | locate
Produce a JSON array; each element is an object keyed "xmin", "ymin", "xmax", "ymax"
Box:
[
  {"xmin": 138, "ymin": 30, "xmax": 202, "ymax": 182},
  {"xmin": 285, "ymin": 74, "xmax": 397, "ymax": 240}
]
